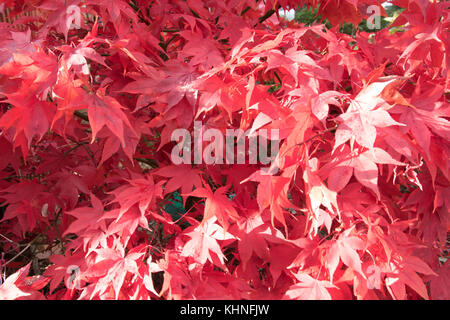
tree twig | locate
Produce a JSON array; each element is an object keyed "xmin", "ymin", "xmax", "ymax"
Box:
[
  {"xmin": 134, "ymin": 157, "xmax": 158, "ymax": 168},
  {"xmin": 74, "ymin": 110, "xmax": 89, "ymax": 122},
  {"xmin": 0, "ymin": 233, "xmax": 20, "ymax": 248},
  {"xmin": 257, "ymin": 8, "xmax": 276, "ymax": 25},
  {"xmin": 3, "ymin": 234, "xmax": 43, "ymax": 267}
]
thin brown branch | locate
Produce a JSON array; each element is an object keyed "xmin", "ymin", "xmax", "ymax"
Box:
[
  {"xmin": 134, "ymin": 157, "xmax": 158, "ymax": 168},
  {"xmin": 74, "ymin": 110, "xmax": 89, "ymax": 122},
  {"xmin": 256, "ymin": 8, "xmax": 276, "ymax": 25},
  {"xmin": 3, "ymin": 234, "xmax": 43, "ymax": 267}
]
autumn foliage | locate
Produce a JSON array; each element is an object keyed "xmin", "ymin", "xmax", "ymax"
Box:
[{"xmin": 0, "ymin": 0, "xmax": 448, "ymax": 300}]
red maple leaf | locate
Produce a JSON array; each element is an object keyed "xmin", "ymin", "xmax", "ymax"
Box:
[
  {"xmin": 186, "ymin": 184, "xmax": 240, "ymax": 231},
  {"xmin": 181, "ymin": 217, "xmax": 234, "ymax": 268},
  {"xmin": 284, "ymin": 272, "xmax": 337, "ymax": 300},
  {"xmin": 155, "ymin": 164, "xmax": 203, "ymax": 199}
]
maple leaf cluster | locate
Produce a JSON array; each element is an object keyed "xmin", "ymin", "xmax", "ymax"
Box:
[{"xmin": 0, "ymin": 0, "xmax": 448, "ymax": 300}]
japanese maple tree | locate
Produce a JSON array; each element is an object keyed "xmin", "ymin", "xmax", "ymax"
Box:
[{"xmin": 0, "ymin": 0, "xmax": 448, "ymax": 300}]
